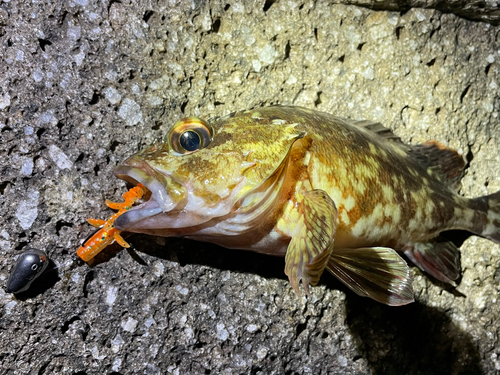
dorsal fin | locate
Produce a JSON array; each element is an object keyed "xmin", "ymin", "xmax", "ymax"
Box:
[
  {"xmin": 409, "ymin": 140, "xmax": 465, "ymax": 190},
  {"xmin": 354, "ymin": 120, "xmax": 404, "ymax": 143}
]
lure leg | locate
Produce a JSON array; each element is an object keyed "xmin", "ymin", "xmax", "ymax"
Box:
[
  {"xmin": 114, "ymin": 232, "xmax": 131, "ymax": 248},
  {"xmin": 87, "ymin": 218, "xmax": 106, "ymax": 227}
]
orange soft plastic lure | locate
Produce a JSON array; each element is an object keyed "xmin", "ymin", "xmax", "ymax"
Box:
[{"xmin": 77, "ymin": 184, "xmax": 147, "ymax": 262}]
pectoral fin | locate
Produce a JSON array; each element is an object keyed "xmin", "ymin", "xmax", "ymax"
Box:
[
  {"xmin": 284, "ymin": 189, "xmax": 338, "ymax": 295},
  {"xmin": 327, "ymin": 247, "xmax": 414, "ymax": 306}
]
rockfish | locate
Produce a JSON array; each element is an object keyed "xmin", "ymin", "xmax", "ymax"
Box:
[{"xmin": 81, "ymin": 106, "xmax": 500, "ymax": 306}]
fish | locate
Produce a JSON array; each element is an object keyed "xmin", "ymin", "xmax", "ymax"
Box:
[{"xmin": 80, "ymin": 106, "xmax": 500, "ymax": 306}]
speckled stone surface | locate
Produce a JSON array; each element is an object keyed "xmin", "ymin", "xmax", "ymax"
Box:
[
  {"xmin": 344, "ymin": 0, "xmax": 500, "ymax": 24},
  {"xmin": 1, "ymin": 1, "xmax": 500, "ymax": 374}
]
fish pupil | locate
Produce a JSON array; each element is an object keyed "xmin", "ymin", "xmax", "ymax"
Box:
[{"xmin": 180, "ymin": 130, "xmax": 201, "ymax": 151}]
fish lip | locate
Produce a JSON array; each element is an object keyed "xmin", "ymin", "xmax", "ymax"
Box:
[{"xmin": 113, "ymin": 162, "xmax": 177, "ymax": 230}]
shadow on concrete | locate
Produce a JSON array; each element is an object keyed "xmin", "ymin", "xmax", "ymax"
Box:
[
  {"xmin": 89, "ymin": 234, "xmax": 483, "ymax": 375},
  {"xmin": 341, "ymin": 282, "xmax": 483, "ymax": 375}
]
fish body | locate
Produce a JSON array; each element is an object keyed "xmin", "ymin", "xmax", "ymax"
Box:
[{"xmin": 107, "ymin": 106, "xmax": 500, "ymax": 305}]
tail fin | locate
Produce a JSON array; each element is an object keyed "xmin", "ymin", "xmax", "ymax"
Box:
[{"xmin": 471, "ymin": 190, "xmax": 500, "ymax": 244}]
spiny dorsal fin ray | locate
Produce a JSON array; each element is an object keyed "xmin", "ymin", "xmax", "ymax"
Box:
[
  {"xmin": 353, "ymin": 120, "xmax": 404, "ymax": 143},
  {"xmin": 327, "ymin": 247, "xmax": 414, "ymax": 306},
  {"xmin": 409, "ymin": 140, "xmax": 465, "ymax": 191},
  {"xmin": 404, "ymin": 241, "xmax": 461, "ymax": 284},
  {"xmin": 284, "ymin": 189, "xmax": 338, "ymax": 295}
]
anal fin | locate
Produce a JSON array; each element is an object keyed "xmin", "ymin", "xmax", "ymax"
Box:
[
  {"xmin": 404, "ymin": 241, "xmax": 460, "ymax": 284},
  {"xmin": 327, "ymin": 247, "xmax": 414, "ymax": 306}
]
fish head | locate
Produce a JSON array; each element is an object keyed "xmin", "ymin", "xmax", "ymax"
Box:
[{"xmin": 114, "ymin": 113, "xmax": 304, "ymax": 233}]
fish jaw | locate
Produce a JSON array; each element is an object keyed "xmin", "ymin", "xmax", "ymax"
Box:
[
  {"xmin": 113, "ymin": 164, "xmax": 172, "ymax": 231},
  {"xmin": 113, "ymin": 159, "xmax": 251, "ymax": 232}
]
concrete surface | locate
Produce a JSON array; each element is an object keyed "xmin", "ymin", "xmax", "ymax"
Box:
[
  {"xmin": 344, "ymin": 0, "xmax": 500, "ymax": 24},
  {"xmin": 1, "ymin": 0, "xmax": 500, "ymax": 374}
]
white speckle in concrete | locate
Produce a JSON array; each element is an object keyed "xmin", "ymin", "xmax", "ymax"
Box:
[
  {"xmin": 48, "ymin": 144, "xmax": 73, "ymax": 170},
  {"xmin": 111, "ymin": 333, "xmax": 124, "ymax": 353},
  {"xmin": 118, "ymin": 98, "xmax": 142, "ymax": 125},
  {"xmin": 40, "ymin": 111, "xmax": 58, "ymax": 125},
  {"xmin": 487, "ymin": 54, "xmax": 495, "ymax": 63},
  {"xmin": 90, "ymin": 345, "xmax": 107, "ymax": 360},
  {"xmin": 0, "ymin": 92, "xmax": 11, "ymax": 110},
  {"xmin": 180, "ymin": 315, "xmax": 188, "ymax": 325},
  {"xmin": 256, "ymin": 347, "xmax": 268, "ymax": 360},
  {"xmin": 105, "ymin": 68, "xmax": 118, "ymax": 81},
  {"xmin": 121, "ymin": 317, "xmax": 138, "ymax": 333},
  {"xmin": 144, "ymin": 317, "xmax": 156, "ymax": 328},
  {"xmin": 153, "ymin": 261, "xmax": 164, "ymax": 277},
  {"xmin": 246, "ymin": 324, "xmax": 258, "ymax": 333},
  {"xmin": 32, "ymin": 68, "xmax": 44, "ymax": 82},
  {"xmin": 67, "ymin": 24, "xmax": 81, "ymax": 41},
  {"xmin": 387, "ymin": 14, "xmax": 399, "ymax": 26},
  {"xmin": 233, "ymin": 2, "xmax": 244, "ymax": 13},
  {"xmin": 216, "ymin": 322, "xmax": 229, "ymax": 341},
  {"xmin": 106, "ymin": 286, "xmax": 118, "ymax": 306},
  {"xmin": 252, "ymin": 59, "xmax": 261, "ymax": 72},
  {"xmin": 184, "ymin": 326, "xmax": 194, "ymax": 340},
  {"xmin": 5, "ymin": 300, "xmax": 17, "ymax": 315},
  {"xmin": 112, "ymin": 357, "xmax": 122, "ymax": 372},
  {"xmin": 363, "ymin": 67, "xmax": 374, "ymax": 80},
  {"xmin": 241, "ymin": 26, "xmax": 255, "ymax": 46},
  {"xmin": 71, "ymin": 272, "xmax": 80, "ymax": 283},
  {"xmin": 201, "ymin": 13, "xmax": 211, "ymax": 32},
  {"xmin": 104, "ymin": 87, "xmax": 122, "ymax": 105},
  {"xmin": 0, "ymin": 239, "xmax": 13, "ymax": 251},
  {"xmin": 258, "ymin": 43, "xmax": 277, "ymax": 65},
  {"xmin": 150, "ymin": 75, "xmax": 170, "ymax": 90},
  {"xmin": 286, "ymin": 74, "xmax": 297, "ymax": 85},
  {"xmin": 338, "ymin": 355, "xmax": 348, "ymax": 367},
  {"xmin": 73, "ymin": 50, "xmax": 85, "ymax": 66},
  {"xmin": 148, "ymin": 95, "xmax": 162, "ymax": 106},
  {"xmin": 415, "ymin": 10, "xmax": 427, "ymax": 21},
  {"xmin": 73, "ymin": 0, "xmax": 89, "ymax": 6},
  {"xmin": 16, "ymin": 190, "xmax": 39, "ymax": 230},
  {"xmin": 1, "ymin": 229, "xmax": 10, "ymax": 240},
  {"xmin": 20, "ymin": 157, "xmax": 34, "ymax": 176},
  {"xmin": 175, "ymin": 285, "xmax": 189, "ymax": 295}
]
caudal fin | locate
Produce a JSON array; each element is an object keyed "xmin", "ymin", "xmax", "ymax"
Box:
[{"xmin": 471, "ymin": 190, "xmax": 500, "ymax": 244}]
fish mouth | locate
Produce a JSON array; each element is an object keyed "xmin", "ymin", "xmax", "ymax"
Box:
[{"xmin": 113, "ymin": 159, "xmax": 179, "ymax": 231}]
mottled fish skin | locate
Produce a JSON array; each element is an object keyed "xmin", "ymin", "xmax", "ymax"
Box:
[
  {"xmin": 265, "ymin": 108, "xmax": 471, "ymax": 249},
  {"xmin": 112, "ymin": 106, "xmax": 500, "ymax": 305}
]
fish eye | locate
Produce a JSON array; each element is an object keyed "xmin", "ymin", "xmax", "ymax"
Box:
[
  {"xmin": 168, "ymin": 117, "xmax": 212, "ymax": 155},
  {"xmin": 180, "ymin": 130, "xmax": 201, "ymax": 152}
]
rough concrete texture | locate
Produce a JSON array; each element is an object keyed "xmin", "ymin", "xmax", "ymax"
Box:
[
  {"xmin": 343, "ymin": 0, "xmax": 500, "ymax": 25},
  {"xmin": 1, "ymin": 0, "xmax": 500, "ymax": 374}
]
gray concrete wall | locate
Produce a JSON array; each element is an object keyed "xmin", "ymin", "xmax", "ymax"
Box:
[{"xmin": 1, "ymin": 1, "xmax": 499, "ymax": 374}]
